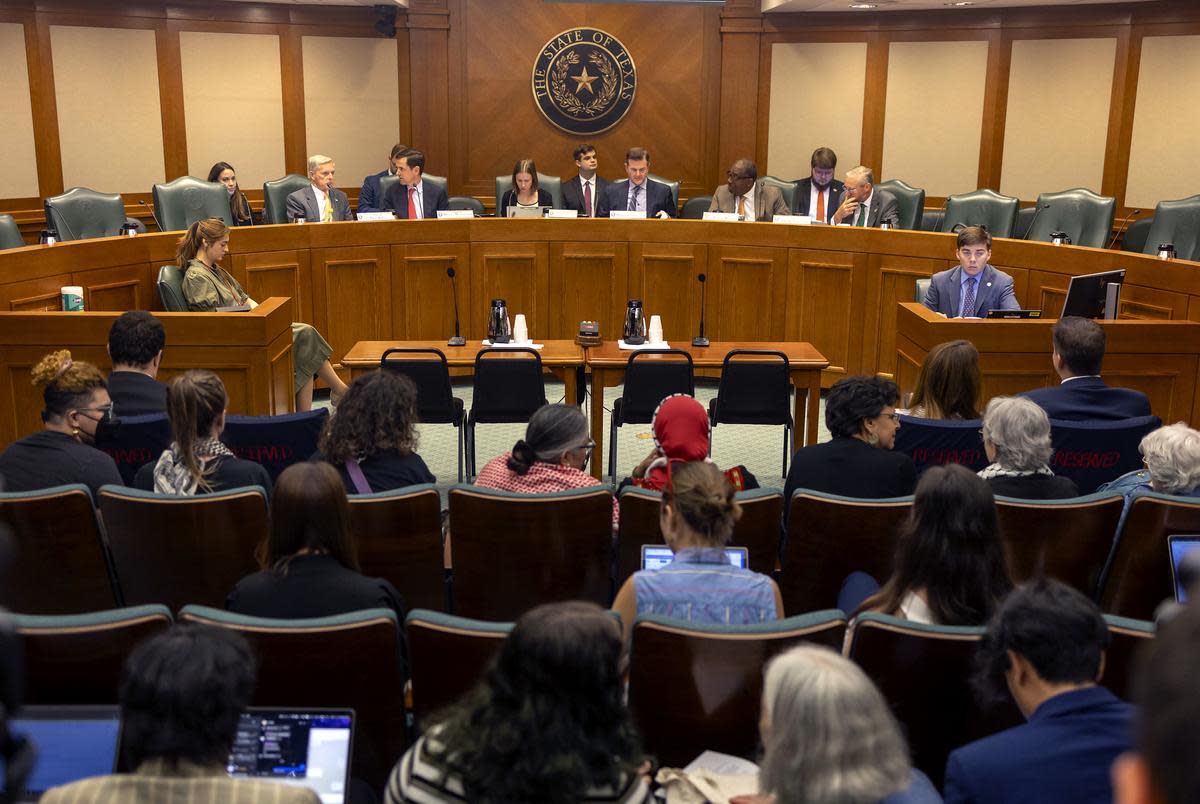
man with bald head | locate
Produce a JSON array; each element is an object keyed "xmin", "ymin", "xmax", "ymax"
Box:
[
  {"xmin": 707, "ymin": 158, "xmax": 791, "ymax": 222},
  {"xmin": 831, "ymin": 165, "xmax": 899, "ymax": 228}
]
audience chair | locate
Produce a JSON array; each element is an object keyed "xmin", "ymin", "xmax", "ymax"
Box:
[
  {"xmin": 608, "ymin": 349, "xmax": 695, "ymax": 486},
  {"xmin": 709, "ymin": 349, "xmax": 793, "ymax": 477},
  {"xmin": 377, "ymin": 174, "xmax": 400, "ymax": 210},
  {"xmin": 1049, "ymin": 415, "xmax": 1160, "ymax": 493},
  {"xmin": 629, "ymin": 611, "xmax": 848, "ymax": 767},
  {"xmin": 1143, "ymin": 195, "xmax": 1200, "ymax": 261},
  {"xmin": 648, "ymin": 173, "xmax": 680, "ymax": 210},
  {"xmin": 494, "ymin": 172, "xmax": 564, "ymax": 211},
  {"xmin": 44, "ymin": 187, "xmax": 142, "ymax": 241},
  {"xmin": 221, "ymin": 408, "xmax": 328, "ymax": 481},
  {"xmin": 0, "ymin": 214, "xmax": 24, "ymax": 249},
  {"xmin": 152, "ymin": 176, "xmax": 233, "ymax": 231},
  {"xmin": 779, "ymin": 491, "xmax": 912, "ymax": 615},
  {"xmin": 994, "ymin": 492, "xmax": 1126, "ymax": 595},
  {"xmin": 466, "ymin": 347, "xmax": 547, "ymax": 479},
  {"xmin": 615, "ymin": 486, "xmax": 784, "ymax": 589},
  {"xmin": 680, "ymin": 195, "xmax": 712, "ymax": 219},
  {"xmin": 380, "ymin": 347, "xmax": 465, "ymax": 482},
  {"xmin": 893, "ymin": 416, "xmax": 987, "ymax": 474},
  {"xmin": 261, "ymin": 174, "xmax": 309, "ymax": 224},
  {"xmin": 406, "ymin": 609, "xmax": 512, "ymax": 726},
  {"xmin": 760, "ymin": 176, "xmax": 800, "ymax": 213},
  {"xmin": 1101, "ymin": 613, "xmax": 1154, "ymax": 700},
  {"xmin": 846, "ymin": 612, "xmax": 1023, "ymax": 789},
  {"xmin": 448, "ymin": 196, "xmax": 484, "ymax": 216},
  {"xmin": 1099, "ymin": 492, "xmax": 1200, "ymax": 620},
  {"xmin": 1025, "ymin": 188, "xmax": 1117, "ymax": 248},
  {"xmin": 156, "ymin": 264, "xmax": 189, "ymax": 311},
  {"xmin": 938, "ymin": 189, "xmax": 1019, "ymax": 238},
  {"xmin": 0, "ymin": 484, "xmax": 120, "ymax": 614},
  {"xmin": 96, "ymin": 412, "xmax": 170, "ymax": 486},
  {"xmin": 875, "ymin": 179, "xmax": 925, "ymax": 230},
  {"xmin": 14, "ymin": 605, "xmax": 172, "ymax": 704},
  {"xmin": 180, "ymin": 606, "xmax": 406, "ymax": 794},
  {"xmin": 349, "ymin": 484, "xmax": 446, "ymax": 612},
  {"xmin": 1121, "ymin": 216, "xmax": 1153, "ymax": 254},
  {"xmin": 448, "ymin": 485, "xmax": 613, "ymax": 619},
  {"xmin": 97, "ymin": 485, "xmax": 268, "ymax": 611}
]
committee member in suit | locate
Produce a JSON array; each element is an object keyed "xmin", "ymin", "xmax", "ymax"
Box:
[
  {"xmin": 943, "ymin": 579, "xmax": 1133, "ymax": 804},
  {"xmin": 285, "ymin": 154, "xmax": 352, "ymax": 223},
  {"xmin": 1020, "ymin": 316, "xmax": 1152, "ymax": 420},
  {"xmin": 794, "ymin": 146, "xmax": 844, "ymax": 224},
  {"xmin": 357, "ymin": 142, "xmax": 407, "ymax": 214},
  {"xmin": 561, "ymin": 143, "xmax": 610, "ymax": 218},
  {"xmin": 40, "ymin": 623, "xmax": 320, "ymax": 804},
  {"xmin": 923, "ymin": 225, "xmax": 1020, "ymax": 317},
  {"xmin": 595, "ymin": 146, "xmax": 675, "ymax": 218},
  {"xmin": 106, "ymin": 310, "xmax": 167, "ymax": 416},
  {"xmin": 707, "ymin": 158, "xmax": 791, "ymax": 222},
  {"xmin": 831, "ymin": 165, "xmax": 900, "ymax": 228},
  {"xmin": 383, "ymin": 148, "xmax": 449, "ymax": 219},
  {"xmin": 498, "ymin": 158, "xmax": 554, "ymax": 214}
]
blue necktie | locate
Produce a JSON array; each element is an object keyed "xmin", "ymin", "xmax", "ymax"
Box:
[
  {"xmin": 628, "ymin": 184, "xmax": 641, "ymax": 212},
  {"xmin": 962, "ymin": 277, "xmax": 977, "ymax": 318}
]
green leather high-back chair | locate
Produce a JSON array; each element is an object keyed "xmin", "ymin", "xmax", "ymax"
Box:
[
  {"xmin": 152, "ymin": 176, "xmax": 233, "ymax": 232},
  {"xmin": 43, "ymin": 187, "xmax": 129, "ymax": 240},
  {"xmin": 875, "ymin": 179, "xmax": 925, "ymax": 230},
  {"xmin": 915, "ymin": 277, "xmax": 932, "ymax": 303},
  {"xmin": 494, "ymin": 173, "xmax": 564, "ymax": 211},
  {"xmin": 261, "ymin": 174, "xmax": 309, "ymax": 225},
  {"xmin": 1025, "ymin": 188, "xmax": 1116, "ymax": 248},
  {"xmin": 1121, "ymin": 216, "xmax": 1152, "ymax": 254},
  {"xmin": 1143, "ymin": 195, "xmax": 1200, "ymax": 261},
  {"xmin": 648, "ymin": 173, "xmax": 680, "ymax": 210},
  {"xmin": 760, "ymin": 176, "xmax": 800, "ymax": 213},
  {"xmin": 448, "ymin": 196, "xmax": 484, "ymax": 216},
  {"xmin": 0, "ymin": 214, "xmax": 24, "ymax": 249},
  {"xmin": 680, "ymin": 195, "xmax": 711, "ymax": 219},
  {"xmin": 377, "ymin": 174, "xmax": 401, "ymax": 210},
  {"xmin": 940, "ymin": 189, "xmax": 1019, "ymax": 238},
  {"xmin": 157, "ymin": 264, "xmax": 189, "ymax": 312},
  {"xmin": 423, "ymin": 173, "xmax": 449, "ymax": 197}
]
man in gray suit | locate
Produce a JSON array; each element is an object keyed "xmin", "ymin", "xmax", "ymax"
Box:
[
  {"xmin": 924, "ymin": 225, "xmax": 1020, "ymax": 317},
  {"xmin": 831, "ymin": 165, "xmax": 900, "ymax": 228},
  {"xmin": 285, "ymin": 154, "xmax": 352, "ymax": 223},
  {"xmin": 708, "ymin": 158, "xmax": 791, "ymax": 222}
]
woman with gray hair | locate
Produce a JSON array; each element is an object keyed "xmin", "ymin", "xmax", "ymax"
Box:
[
  {"xmin": 978, "ymin": 396, "xmax": 1078, "ymax": 499},
  {"xmin": 474, "ymin": 403, "xmax": 617, "ymax": 529},
  {"xmin": 1100, "ymin": 422, "xmax": 1200, "ymax": 533}
]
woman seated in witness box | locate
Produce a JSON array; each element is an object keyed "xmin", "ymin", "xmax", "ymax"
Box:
[
  {"xmin": 0, "ymin": 350, "xmax": 121, "ymax": 496},
  {"xmin": 312, "ymin": 370, "xmax": 435, "ymax": 494},
  {"xmin": 625, "ymin": 393, "xmax": 757, "ymax": 492},
  {"xmin": 177, "ymin": 217, "xmax": 348, "ymax": 411},
  {"xmin": 612, "ymin": 461, "xmax": 783, "ymax": 643},
  {"xmin": 385, "ymin": 601, "xmax": 649, "ymax": 804},
  {"xmin": 731, "ymin": 645, "xmax": 941, "ymax": 804},
  {"xmin": 207, "ymin": 161, "xmax": 254, "ymax": 226},
  {"xmin": 902, "ymin": 339, "xmax": 981, "ymax": 420},
  {"xmin": 474, "ymin": 403, "xmax": 617, "ymax": 530},
  {"xmin": 498, "ymin": 158, "xmax": 553, "ymax": 215},
  {"xmin": 841, "ymin": 463, "xmax": 1012, "ymax": 625},
  {"xmin": 979, "ymin": 396, "xmax": 1079, "ymax": 499},
  {"xmin": 227, "ymin": 462, "xmax": 405, "ymax": 623},
  {"xmin": 135, "ymin": 370, "xmax": 271, "ymax": 496}
]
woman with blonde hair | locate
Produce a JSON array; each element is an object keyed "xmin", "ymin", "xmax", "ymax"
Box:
[
  {"xmin": 0, "ymin": 350, "xmax": 122, "ymax": 495},
  {"xmin": 904, "ymin": 339, "xmax": 981, "ymax": 420},
  {"xmin": 1101, "ymin": 422, "xmax": 1200, "ymax": 533},
  {"xmin": 177, "ymin": 217, "xmax": 348, "ymax": 411}
]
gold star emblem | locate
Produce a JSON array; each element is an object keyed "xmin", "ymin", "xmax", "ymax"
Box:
[{"xmin": 572, "ymin": 66, "xmax": 598, "ymax": 95}]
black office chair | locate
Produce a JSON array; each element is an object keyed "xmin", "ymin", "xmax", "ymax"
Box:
[
  {"xmin": 608, "ymin": 350, "xmax": 694, "ymax": 486},
  {"xmin": 466, "ymin": 347, "xmax": 547, "ymax": 478},
  {"xmin": 381, "ymin": 347, "xmax": 465, "ymax": 481},
  {"xmin": 680, "ymin": 196, "xmax": 712, "ymax": 220},
  {"xmin": 708, "ymin": 350, "xmax": 792, "ymax": 477},
  {"xmin": 449, "ymin": 196, "xmax": 484, "ymax": 216},
  {"xmin": 0, "ymin": 214, "xmax": 24, "ymax": 250}
]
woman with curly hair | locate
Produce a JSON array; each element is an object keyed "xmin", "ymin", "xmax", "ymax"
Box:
[
  {"xmin": 313, "ymin": 370, "xmax": 435, "ymax": 494},
  {"xmin": 385, "ymin": 601, "xmax": 650, "ymax": 804},
  {"xmin": 0, "ymin": 349, "xmax": 122, "ymax": 495}
]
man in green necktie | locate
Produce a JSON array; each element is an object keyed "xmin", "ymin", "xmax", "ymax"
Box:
[{"xmin": 831, "ymin": 165, "xmax": 900, "ymax": 229}]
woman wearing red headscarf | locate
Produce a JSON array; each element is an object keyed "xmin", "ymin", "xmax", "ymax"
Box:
[{"xmin": 626, "ymin": 394, "xmax": 757, "ymax": 492}]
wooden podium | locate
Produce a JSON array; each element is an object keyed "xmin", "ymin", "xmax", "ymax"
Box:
[{"xmin": 895, "ymin": 303, "xmax": 1200, "ymax": 424}]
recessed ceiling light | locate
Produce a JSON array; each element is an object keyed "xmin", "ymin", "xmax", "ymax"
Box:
[{"xmin": 849, "ymin": 2, "xmax": 877, "ymax": 7}]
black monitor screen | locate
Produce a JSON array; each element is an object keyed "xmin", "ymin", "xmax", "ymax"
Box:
[{"xmin": 1061, "ymin": 269, "xmax": 1125, "ymax": 319}]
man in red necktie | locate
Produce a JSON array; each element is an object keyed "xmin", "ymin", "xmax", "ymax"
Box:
[{"xmin": 382, "ymin": 148, "xmax": 449, "ymax": 220}]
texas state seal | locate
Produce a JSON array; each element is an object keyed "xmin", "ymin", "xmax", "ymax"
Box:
[{"xmin": 532, "ymin": 28, "xmax": 637, "ymax": 135}]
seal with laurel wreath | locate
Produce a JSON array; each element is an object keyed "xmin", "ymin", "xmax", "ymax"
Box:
[{"xmin": 532, "ymin": 27, "xmax": 636, "ymax": 135}]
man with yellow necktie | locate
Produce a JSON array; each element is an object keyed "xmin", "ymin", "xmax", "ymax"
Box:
[
  {"xmin": 707, "ymin": 158, "xmax": 791, "ymax": 222},
  {"xmin": 284, "ymin": 154, "xmax": 352, "ymax": 223},
  {"xmin": 831, "ymin": 166, "xmax": 901, "ymax": 228}
]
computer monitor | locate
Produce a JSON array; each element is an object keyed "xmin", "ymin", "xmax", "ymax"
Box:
[
  {"xmin": 1, "ymin": 705, "xmax": 122, "ymax": 802},
  {"xmin": 640, "ymin": 545, "xmax": 748, "ymax": 571},
  {"xmin": 1060, "ymin": 269, "xmax": 1125, "ymax": 320},
  {"xmin": 226, "ymin": 708, "xmax": 354, "ymax": 804}
]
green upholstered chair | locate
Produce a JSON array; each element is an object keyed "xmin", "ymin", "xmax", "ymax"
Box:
[
  {"xmin": 156, "ymin": 264, "xmax": 189, "ymax": 312},
  {"xmin": 423, "ymin": 173, "xmax": 449, "ymax": 196},
  {"xmin": 680, "ymin": 195, "xmax": 711, "ymax": 219},
  {"xmin": 920, "ymin": 209, "xmax": 945, "ymax": 232},
  {"xmin": 915, "ymin": 277, "xmax": 932, "ymax": 303},
  {"xmin": 0, "ymin": 214, "xmax": 24, "ymax": 249},
  {"xmin": 377, "ymin": 174, "xmax": 400, "ymax": 210},
  {"xmin": 261, "ymin": 173, "xmax": 309, "ymax": 224},
  {"xmin": 875, "ymin": 179, "xmax": 925, "ymax": 230},
  {"xmin": 405, "ymin": 609, "xmax": 513, "ymax": 726},
  {"xmin": 939, "ymin": 189, "xmax": 1020, "ymax": 238},
  {"xmin": 448, "ymin": 195, "xmax": 484, "ymax": 215},
  {"xmin": 760, "ymin": 176, "xmax": 800, "ymax": 213},
  {"xmin": 1015, "ymin": 205, "xmax": 1037, "ymax": 239},
  {"xmin": 1143, "ymin": 195, "xmax": 1200, "ymax": 261},
  {"xmin": 43, "ymin": 187, "xmax": 139, "ymax": 240},
  {"xmin": 152, "ymin": 176, "xmax": 233, "ymax": 231},
  {"xmin": 494, "ymin": 172, "xmax": 564, "ymax": 211},
  {"xmin": 1025, "ymin": 188, "xmax": 1116, "ymax": 248},
  {"xmin": 648, "ymin": 173, "xmax": 680, "ymax": 210},
  {"xmin": 1121, "ymin": 216, "xmax": 1153, "ymax": 254}
]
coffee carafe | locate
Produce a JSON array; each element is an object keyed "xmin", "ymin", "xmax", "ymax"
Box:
[
  {"xmin": 623, "ymin": 299, "xmax": 647, "ymax": 345},
  {"xmin": 488, "ymin": 298, "xmax": 512, "ymax": 343}
]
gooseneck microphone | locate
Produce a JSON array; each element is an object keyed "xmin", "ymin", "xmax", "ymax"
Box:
[
  {"xmin": 446, "ymin": 267, "xmax": 466, "ymax": 347},
  {"xmin": 1107, "ymin": 208, "xmax": 1142, "ymax": 250},
  {"xmin": 1024, "ymin": 203, "xmax": 1051, "ymax": 241},
  {"xmin": 139, "ymin": 199, "xmax": 163, "ymax": 233},
  {"xmin": 692, "ymin": 273, "xmax": 710, "ymax": 348}
]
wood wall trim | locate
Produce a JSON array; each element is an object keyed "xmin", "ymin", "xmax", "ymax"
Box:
[
  {"xmin": 860, "ymin": 33, "xmax": 888, "ymax": 175},
  {"xmin": 279, "ymin": 26, "xmax": 307, "ymax": 175},
  {"xmin": 1105, "ymin": 26, "xmax": 1140, "ymax": 211},
  {"xmin": 27, "ymin": 14, "xmax": 63, "ymax": 198},
  {"xmin": 977, "ymin": 32, "xmax": 1011, "ymax": 191},
  {"xmin": 157, "ymin": 21, "xmax": 188, "ymax": 182}
]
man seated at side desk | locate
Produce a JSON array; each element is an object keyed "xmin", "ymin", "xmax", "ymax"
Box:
[
  {"xmin": 923, "ymin": 225, "xmax": 1020, "ymax": 317},
  {"xmin": 707, "ymin": 158, "xmax": 790, "ymax": 221}
]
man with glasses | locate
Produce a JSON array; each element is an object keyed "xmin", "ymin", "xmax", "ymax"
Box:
[
  {"xmin": 596, "ymin": 147, "xmax": 675, "ymax": 219},
  {"xmin": 831, "ymin": 165, "xmax": 900, "ymax": 228},
  {"xmin": 707, "ymin": 158, "xmax": 791, "ymax": 222},
  {"xmin": 794, "ymin": 147, "xmax": 844, "ymax": 224}
]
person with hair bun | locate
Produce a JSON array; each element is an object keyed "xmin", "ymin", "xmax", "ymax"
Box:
[
  {"xmin": 474, "ymin": 402, "xmax": 616, "ymax": 528},
  {"xmin": 134, "ymin": 370, "xmax": 270, "ymax": 496},
  {"xmin": 612, "ymin": 461, "xmax": 783, "ymax": 643},
  {"xmin": 177, "ymin": 217, "xmax": 348, "ymax": 411},
  {"xmin": 0, "ymin": 349, "xmax": 122, "ymax": 495}
]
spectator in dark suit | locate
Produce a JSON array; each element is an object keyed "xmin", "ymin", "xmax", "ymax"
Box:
[
  {"xmin": 830, "ymin": 166, "xmax": 899, "ymax": 228},
  {"xmin": 943, "ymin": 579, "xmax": 1133, "ymax": 804},
  {"xmin": 383, "ymin": 148, "xmax": 449, "ymax": 219},
  {"xmin": 106, "ymin": 311, "xmax": 167, "ymax": 416},
  {"xmin": 979, "ymin": 396, "xmax": 1079, "ymax": 499},
  {"xmin": 561, "ymin": 143, "xmax": 610, "ymax": 218},
  {"xmin": 793, "ymin": 146, "xmax": 844, "ymax": 224},
  {"xmin": 357, "ymin": 142, "xmax": 407, "ymax": 214},
  {"xmin": 595, "ymin": 147, "xmax": 675, "ymax": 218},
  {"xmin": 284, "ymin": 154, "xmax": 352, "ymax": 222},
  {"xmin": 1020, "ymin": 316, "xmax": 1152, "ymax": 420}
]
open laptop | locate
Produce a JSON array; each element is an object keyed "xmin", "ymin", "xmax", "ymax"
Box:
[
  {"xmin": 227, "ymin": 708, "xmax": 354, "ymax": 804},
  {"xmin": 1168, "ymin": 535, "xmax": 1200, "ymax": 603},
  {"xmin": 1, "ymin": 705, "xmax": 122, "ymax": 802},
  {"xmin": 641, "ymin": 545, "xmax": 748, "ymax": 571}
]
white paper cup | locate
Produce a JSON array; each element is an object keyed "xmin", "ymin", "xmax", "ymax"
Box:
[
  {"xmin": 513, "ymin": 314, "xmax": 529, "ymax": 343},
  {"xmin": 648, "ymin": 315, "xmax": 664, "ymax": 344},
  {"xmin": 61, "ymin": 286, "xmax": 84, "ymax": 311}
]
